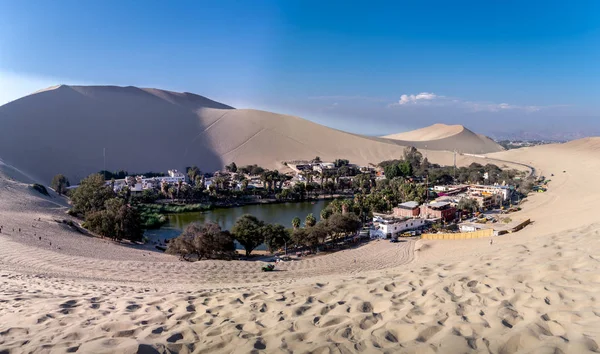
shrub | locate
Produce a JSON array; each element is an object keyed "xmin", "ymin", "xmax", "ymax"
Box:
[
  {"xmin": 31, "ymin": 184, "xmax": 49, "ymax": 196},
  {"xmin": 51, "ymin": 174, "xmax": 70, "ymax": 195}
]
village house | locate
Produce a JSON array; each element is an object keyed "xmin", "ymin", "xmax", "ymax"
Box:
[
  {"xmin": 370, "ymin": 216, "xmax": 427, "ymax": 239},
  {"xmin": 469, "ymin": 184, "xmax": 512, "ymax": 201},
  {"xmin": 393, "ymin": 201, "xmax": 421, "ymax": 218},
  {"xmin": 469, "ymin": 191, "xmax": 502, "ymax": 209},
  {"xmin": 420, "ymin": 201, "xmax": 458, "ymax": 222},
  {"xmin": 312, "ymin": 162, "xmax": 336, "ymax": 173},
  {"xmin": 107, "ymin": 169, "xmax": 186, "ymax": 193}
]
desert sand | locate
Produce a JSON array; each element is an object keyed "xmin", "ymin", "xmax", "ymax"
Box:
[
  {"xmin": 1, "ymin": 137, "xmax": 600, "ymax": 353},
  {"xmin": 0, "ymin": 85, "xmax": 502, "ymax": 184},
  {"xmin": 382, "ymin": 124, "xmax": 505, "ymax": 155}
]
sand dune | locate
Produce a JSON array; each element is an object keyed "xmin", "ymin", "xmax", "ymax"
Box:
[
  {"xmin": 1, "ymin": 138, "xmax": 600, "ymax": 353},
  {"xmin": 383, "ymin": 123, "xmax": 505, "ymax": 154},
  {"xmin": 384, "ymin": 123, "xmax": 466, "ymax": 141},
  {"xmin": 1, "ymin": 85, "xmax": 502, "ymax": 184}
]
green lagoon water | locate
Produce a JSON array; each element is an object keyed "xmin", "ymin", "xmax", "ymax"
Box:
[{"xmin": 146, "ymin": 200, "xmax": 332, "ymax": 249}]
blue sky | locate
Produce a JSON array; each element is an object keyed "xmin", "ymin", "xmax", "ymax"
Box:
[{"xmin": 1, "ymin": 0, "xmax": 599, "ymax": 138}]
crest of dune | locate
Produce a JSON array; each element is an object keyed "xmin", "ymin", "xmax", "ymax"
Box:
[
  {"xmin": 2, "ymin": 86, "xmax": 500, "ymax": 183},
  {"xmin": 382, "ymin": 123, "xmax": 505, "ymax": 154}
]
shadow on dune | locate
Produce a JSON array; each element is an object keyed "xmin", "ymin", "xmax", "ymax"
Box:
[{"xmin": 0, "ymin": 85, "xmax": 226, "ymax": 184}]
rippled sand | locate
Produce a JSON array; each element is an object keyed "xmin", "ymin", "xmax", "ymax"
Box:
[{"xmin": 2, "ymin": 139, "xmax": 600, "ymax": 353}]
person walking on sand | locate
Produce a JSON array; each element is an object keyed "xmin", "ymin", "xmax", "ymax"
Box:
[{"xmin": 490, "ymin": 237, "xmax": 493, "ymax": 245}]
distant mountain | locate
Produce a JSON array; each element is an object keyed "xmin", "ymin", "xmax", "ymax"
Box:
[
  {"xmin": 489, "ymin": 130, "xmax": 595, "ymax": 142},
  {"xmin": 0, "ymin": 85, "xmax": 504, "ymax": 184}
]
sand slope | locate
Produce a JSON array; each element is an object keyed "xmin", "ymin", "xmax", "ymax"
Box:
[
  {"xmin": 1, "ymin": 138, "xmax": 600, "ymax": 353},
  {"xmin": 383, "ymin": 124, "xmax": 505, "ymax": 154},
  {"xmin": 1, "ymin": 86, "xmax": 502, "ymax": 184}
]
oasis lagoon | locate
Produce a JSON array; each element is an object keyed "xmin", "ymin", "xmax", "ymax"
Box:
[{"xmin": 146, "ymin": 200, "xmax": 332, "ymax": 249}]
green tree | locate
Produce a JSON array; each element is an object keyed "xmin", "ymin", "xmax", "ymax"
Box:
[
  {"xmin": 320, "ymin": 208, "xmax": 333, "ymax": 220},
  {"xmin": 85, "ymin": 198, "xmax": 143, "ymax": 241},
  {"xmin": 306, "ymin": 221, "xmax": 329, "ymax": 250},
  {"xmin": 353, "ymin": 173, "xmax": 373, "ymax": 193},
  {"xmin": 71, "ymin": 174, "xmax": 114, "ymax": 216},
  {"xmin": 261, "ymin": 223, "xmax": 290, "ymax": 253},
  {"xmin": 458, "ymin": 198, "xmax": 479, "ymax": 214},
  {"xmin": 403, "ymin": 146, "xmax": 423, "ymax": 171},
  {"xmin": 250, "ymin": 165, "xmax": 265, "ymax": 176},
  {"xmin": 168, "ymin": 186, "xmax": 177, "ymax": 201},
  {"xmin": 334, "ymin": 159, "xmax": 349, "ymax": 168},
  {"xmin": 226, "ymin": 162, "xmax": 238, "ymax": 173},
  {"xmin": 167, "ymin": 222, "xmax": 235, "ymax": 261},
  {"xmin": 327, "ymin": 199, "xmax": 344, "ymax": 214},
  {"xmin": 293, "ymin": 182, "xmax": 307, "ymax": 201},
  {"xmin": 327, "ymin": 212, "xmax": 361, "ymax": 240},
  {"xmin": 186, "ymin": 166, "xmax": 201, "ymax": 185},
  {"xmin": 399, "ymin": 160, "xmax": 413, "ymax": 177},
  {"xmin": 291, "ymin": 227, "xmax": 308, "ymax": 247},
  {"xmin": 51, "ymin": 174, "xmax": 70, "ymax": 195},
  {"xmin": 305, "ymin": 213, "xmax": 317, "ymax": 227},
  {"xmin": 384, "ymin": 164, "xmax": 401, "ymax": 179},
  {"xmin": 231, "ymin": 214, "xmax": 265, "ymax": 257},
  {"xmin": 341, "ymin": 199, "xmax": 353, "ymax": 214},
  {"xmin": 324, "ymin": 180, "xmax": 336, "ymax": 196},
  {"xmin": 291, "ymin": 216, "xmax": 301, "ymax": 229}
]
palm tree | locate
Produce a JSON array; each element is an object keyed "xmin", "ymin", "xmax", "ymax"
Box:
[
  {"xmin": 168, "ymin": 186, "xmax": 177, "ymax": 201},
  {"xmin": 305, "ymin": 213, "xmax": 316, "ymax": 227},
  {"xmin": 213, "ymin": 176, "xmax": 225, "ymax": 190},
  {"xmin": 187, "ymin": 166, "xmax": 201, "ymax": 184},
  {"xmin": 341, "ymin": 199, "xmax": 353, "ymax": 214},
  {"xmin": 292, "ymin": 217, "xmax": 301, "ymax": 230},
  {"xmin": 177, "ymin": 180, "xmax": 183, "ymax": 197},
  {"xmin": 320, "ymin": 208, "xmax": 332, "ymax": 220}
]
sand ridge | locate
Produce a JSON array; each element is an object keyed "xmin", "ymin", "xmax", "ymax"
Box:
[
  {"xmin": 383, "ymin": 123, "xmax": 466, "ymax": 141},
  {"xmin": 2, "ymin": 85, "xmax": 503, "ymax": 184},
  {"xmin": 382, "ymin": 124, "xmax": 505, "ymax": 154}
]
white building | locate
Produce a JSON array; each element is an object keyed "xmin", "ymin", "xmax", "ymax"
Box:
[
  {"xmin": 370, "ymin": 217, "xmax": 427, "ymax": 239},
  {"xmin": 469, "ymin": 184, "xmax": 512, "ymax": 201},
  {"xmin": 107, "ymin": 169, "xmax": 186, "ymax": 192},
  {"xmin": 459, "ymin": 223, "xmax": 490, "ymax": 233},
  {"xmin": 155, "ymin": 169, "xmax": 185, "ymax": 184},
  {"xmin": 313, "ymin": 162, "xmax": 336, "ymax": 173}
]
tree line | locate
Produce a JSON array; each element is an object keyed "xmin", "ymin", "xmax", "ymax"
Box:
[{"xmin": 166, "ymin": 210, "xmax": 362, "ymax": 261}]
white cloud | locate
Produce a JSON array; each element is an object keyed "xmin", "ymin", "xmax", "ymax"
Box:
[
  {"xmin": 390, "ymin": 91, "xmax": 546, "ymax": 113},
  {"xmin": 397, "ymin": 92, "xmax": 439, "ymax": 105}
]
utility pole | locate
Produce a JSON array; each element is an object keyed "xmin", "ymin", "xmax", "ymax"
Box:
[
  {"xmin": 453, "ymin": 150, "xmax": 457, "ymax": 180},
  {"xmin": 425, "ymin": 173, "xmax": 429, "ymax": 204},
  {"xmin": 103, "ymin": 148, "xmax": 106, "ymax": 180}
]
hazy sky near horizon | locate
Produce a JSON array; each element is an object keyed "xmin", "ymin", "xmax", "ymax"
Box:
[{"xmin": 1, "ymin": 1, "xmax": 599, "ymax": 137}]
